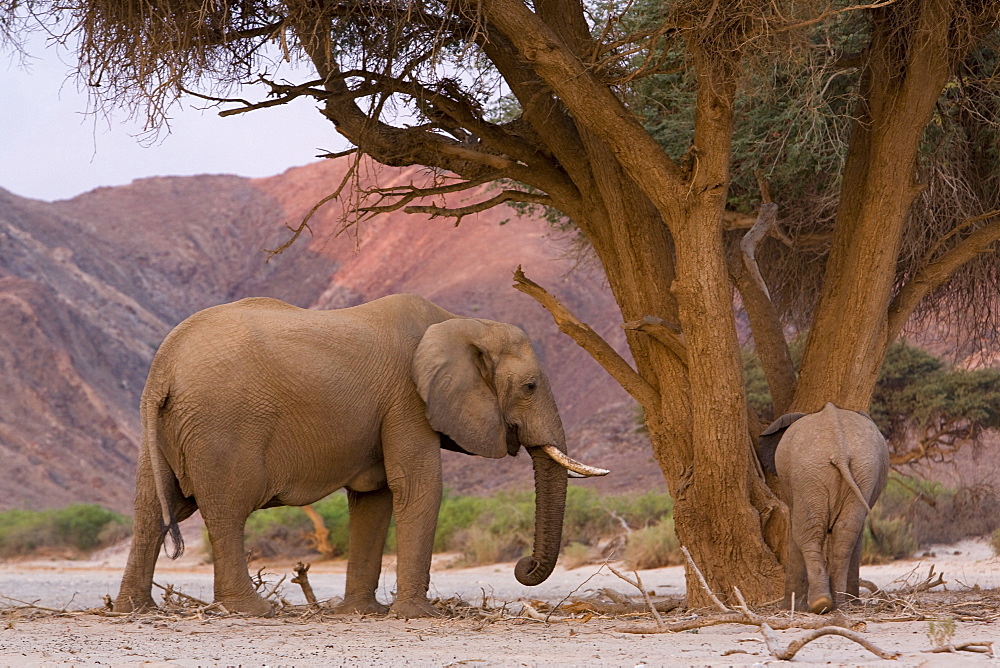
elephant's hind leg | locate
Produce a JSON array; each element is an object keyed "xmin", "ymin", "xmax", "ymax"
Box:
[
  {"xmin": 334, "ymin": 487, "xmax": 393, "ymax": 615},
  {"xmin": 829, "ymin": 509, "xmax": 868, "ymax": 609},
  {"xmin": 115, "ymin": 452, "xmax": 196, "ymax": 613},
  {"xmin": 201, "ymin": 504, "xmax": 275, "ymax": 617},
  {"xmin": 792, "ymin": 505, "xmax": 833, "ymax": 614}
]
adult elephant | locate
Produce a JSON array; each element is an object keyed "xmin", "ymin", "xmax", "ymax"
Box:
[
  {"xmin": 114, "ymin": 294, "xmax": 607, "ymax": 617},
  {"xmin": 758, "ymin": 403, "xmax": 889, "ymax": 614}
]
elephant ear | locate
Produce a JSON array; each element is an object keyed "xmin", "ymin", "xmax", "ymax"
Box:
[
  {"xmin": 411, "ymin": 319, "xmax": 508, "ymax": 459},
  {"xmin": 758, "ymin": 412, "xmax": 808, "ymax": 476}
]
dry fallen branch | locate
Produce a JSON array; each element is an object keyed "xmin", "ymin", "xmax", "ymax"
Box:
[
  {"xmin": 759, "ymin": 621, "xmax": 901, "ymax": 661},
  {"xmin": 607, "ymin": 565, "xmax": 664, "ymax": 630},
  {"xmin": 733, "ymin": 588, "xmax": 900, "ymax": 661},
  {"xmin": 681, "ymin": 546, "xmax": 731, "ymax": 613},
  {"xmin": 925, "ymin": 641, "xmax": 994, "ymax": 656},
  {"xmin": 291, "ymin": 561, "xmax": 318, "ymax": 606},
  {"xmin": 153, "ymin": 581, "xmax": 209, "ymax": 607}
]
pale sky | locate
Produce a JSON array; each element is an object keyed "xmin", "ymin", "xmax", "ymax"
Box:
[{"xmin": 1, "ymin": 35, "xmax": 346, "ymax": 202}]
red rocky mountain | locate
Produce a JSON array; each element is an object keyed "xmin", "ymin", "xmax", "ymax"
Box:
[{"xmin": 0, "ymin": 158, "xmax": 654, "ymax": 514}]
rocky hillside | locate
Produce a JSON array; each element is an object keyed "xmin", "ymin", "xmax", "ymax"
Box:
[{"xmin": 0, "ymin": 159, "xmax": 640, "ymax": 513}]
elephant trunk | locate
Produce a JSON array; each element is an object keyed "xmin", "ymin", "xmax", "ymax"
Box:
[{"xmin": 515, "ymin": 445, "xmax": 568, "ymax": 586}]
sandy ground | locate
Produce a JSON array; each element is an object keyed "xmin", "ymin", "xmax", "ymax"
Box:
[{"xmin": 0, "ymin": 535, "xmax": 998, "ymax": 667}]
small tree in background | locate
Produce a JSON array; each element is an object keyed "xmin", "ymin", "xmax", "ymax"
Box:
[{"xmin": 871, "ymin": 343, "xmax": 1000, "ymax": 467}]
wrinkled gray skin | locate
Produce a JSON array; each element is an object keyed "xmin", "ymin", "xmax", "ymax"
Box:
[
  {"xmin": 758, "ymin": 403, "xmax": 889, "ymax": 614},
  {"xmin": 115, "ymin": 294, "xmax": 578, "ymax": 618}
]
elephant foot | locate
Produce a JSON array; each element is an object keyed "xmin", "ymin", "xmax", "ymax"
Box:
[
  {"xmin": 390, "ymin": 597, "xmax": 440, "ymax": 619},
  {"xmin": 332, "ymin": 598, "xmax": 390, "ymax": 616},
  {"xmin": 113, "ymin": 593, "xmax": 157, "ymax": 613},
  {"xmin": 808, "ymin": 595, "xmax": 833, "ymax": 615},
  {"xmin": 217, "ymin": 594, "xmax": 275, "ymax": 617}
]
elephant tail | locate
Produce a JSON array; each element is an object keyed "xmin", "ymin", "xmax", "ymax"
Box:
[
  {"xmin": 832, "ymin": 458, "xmax": 873, "ymax": 515},
  {"xmin": 141, "ymin": 387, "xmax": 184, "ymax": 560}
]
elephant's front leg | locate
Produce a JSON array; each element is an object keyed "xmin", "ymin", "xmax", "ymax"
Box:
[
  {"xmin": 334, "ymin": 487, "xmax": 393, "ymax": 615},
  {"xmin": 383, "ymin": 427, "xmax": 443, "ymax": 618}
]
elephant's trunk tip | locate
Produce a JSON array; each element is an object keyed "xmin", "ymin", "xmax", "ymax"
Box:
[{"xmin": 514, "ymin": 555, "xmax": 553, "ymax": 586}]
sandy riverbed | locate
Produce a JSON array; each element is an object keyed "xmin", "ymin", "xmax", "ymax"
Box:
[{"xmin": 0, "ymin": 537, "xmax": 998, "ymax": 666}]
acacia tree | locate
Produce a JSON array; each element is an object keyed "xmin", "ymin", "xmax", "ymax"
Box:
[{"xmin": 4, "ymin": 0, "xmax": 999, "ymax": 604}]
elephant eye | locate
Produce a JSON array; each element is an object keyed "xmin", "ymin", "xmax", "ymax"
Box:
[{"xmin": 524, "ymin": 381, "xmax": 537, "ymax": 394}]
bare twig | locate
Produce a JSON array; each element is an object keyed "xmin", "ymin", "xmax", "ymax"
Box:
[
  {"xmin": 264, "ymin": 155, "xmax": 359, "ymax": 258},
  {"xmin": 405, "ymin": 190, "xmax": 552, "ymax": 226},
  {"xmin": 153, "ymin": 582, "xmax": 209, "ymax": 607}
]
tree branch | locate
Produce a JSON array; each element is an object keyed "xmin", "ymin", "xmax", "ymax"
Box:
[
  {"xmin": 512, "ymin": 267, "xmax": 659, "ymax": 409},
  {"xmin": 729, "ymin": 189, "xmax": 795, "ymax": 414},
  {"xmin": 887, "ymin": 216, "xmax": 1000, "ymax": 340},
  {"xmin": 481, "ymin": 0, "xmax": 686, "ymax": 212},
  {"xmin": 405, "ymin": 190, "xmax": 552, "ymax": 225},
  {"xmin": 621, "ymin": 316, "xmax": 687, "ymax": 367}
]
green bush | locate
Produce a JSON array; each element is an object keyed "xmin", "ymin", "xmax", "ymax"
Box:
[{"xmin": 0, "ymin": 504, "xmax": 132, "ymax": 558}]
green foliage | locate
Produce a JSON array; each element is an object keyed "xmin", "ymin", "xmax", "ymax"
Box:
[
  {"xmin": 0, "ymin": 505, "xmax": 132, "ymax": 558},
  {"xmin": 737, "ymin": 336, "xmax": 807, "ymax": 423},
  {"xmin": 743, "ymin": 349, "xmax": 775, "ymax": 422},
  {"xmin": 560, "ymin": 542, "xmax": 593, "ymax": 570}
]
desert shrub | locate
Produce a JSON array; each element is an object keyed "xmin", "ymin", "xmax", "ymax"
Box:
[
  {"xmin": 217, "ymin": 488, "xmax": 678, "ymax": 566},
  {"xmin": 238, "ymin": 493, "xmax": 356, "ymax": 561},
  {"xmin": 560, "ymin": 542, "xmax": 593, "ymax": 570},
  {"xmin": 622, "ymin": 518, "xmax": 683, "ymax": 570},
  {"xmin": 863, "ymin": 513, "xmax": 918, "ymax": 564},
  {"xmin": 0, "ymin": 505, "xmax": 132, "ymax": 558},
  {"xmin": 875, "ymin": 473, "xmax": 1000, "ymax": 545},
  {"xmin": 444, "ymin": 493, "xmax": 536, "ymax": 566},
  {"xmin": 561, "ymin": 487, "xmax": 673, "ymax": 543}
]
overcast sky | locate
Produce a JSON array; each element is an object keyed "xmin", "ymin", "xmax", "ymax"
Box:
[{"xmin": 1, "ymin": 35, "xmax": 345, "ymax": 202}]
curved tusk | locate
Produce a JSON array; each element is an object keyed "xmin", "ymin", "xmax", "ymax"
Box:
[{"xmin": 540, "ymin": 445, "xmax": 610, "ymax": 477}]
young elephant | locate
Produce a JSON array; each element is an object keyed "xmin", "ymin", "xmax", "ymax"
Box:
[
  {"xmin": 114, "ymin": 294, "xmax": 608, "ymax": 617},
  {"xmin": 758, "ymin": 402, "xmax": 889, "ymax": 614}
]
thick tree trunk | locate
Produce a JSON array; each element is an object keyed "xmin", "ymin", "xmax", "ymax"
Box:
[
  {"xmin": 571, "ymin": 135, "xmax": 784, "ymax": 604},
  {"xmin": 794, "ymin": 0, "xmax": 958, "ymax": 412}
]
